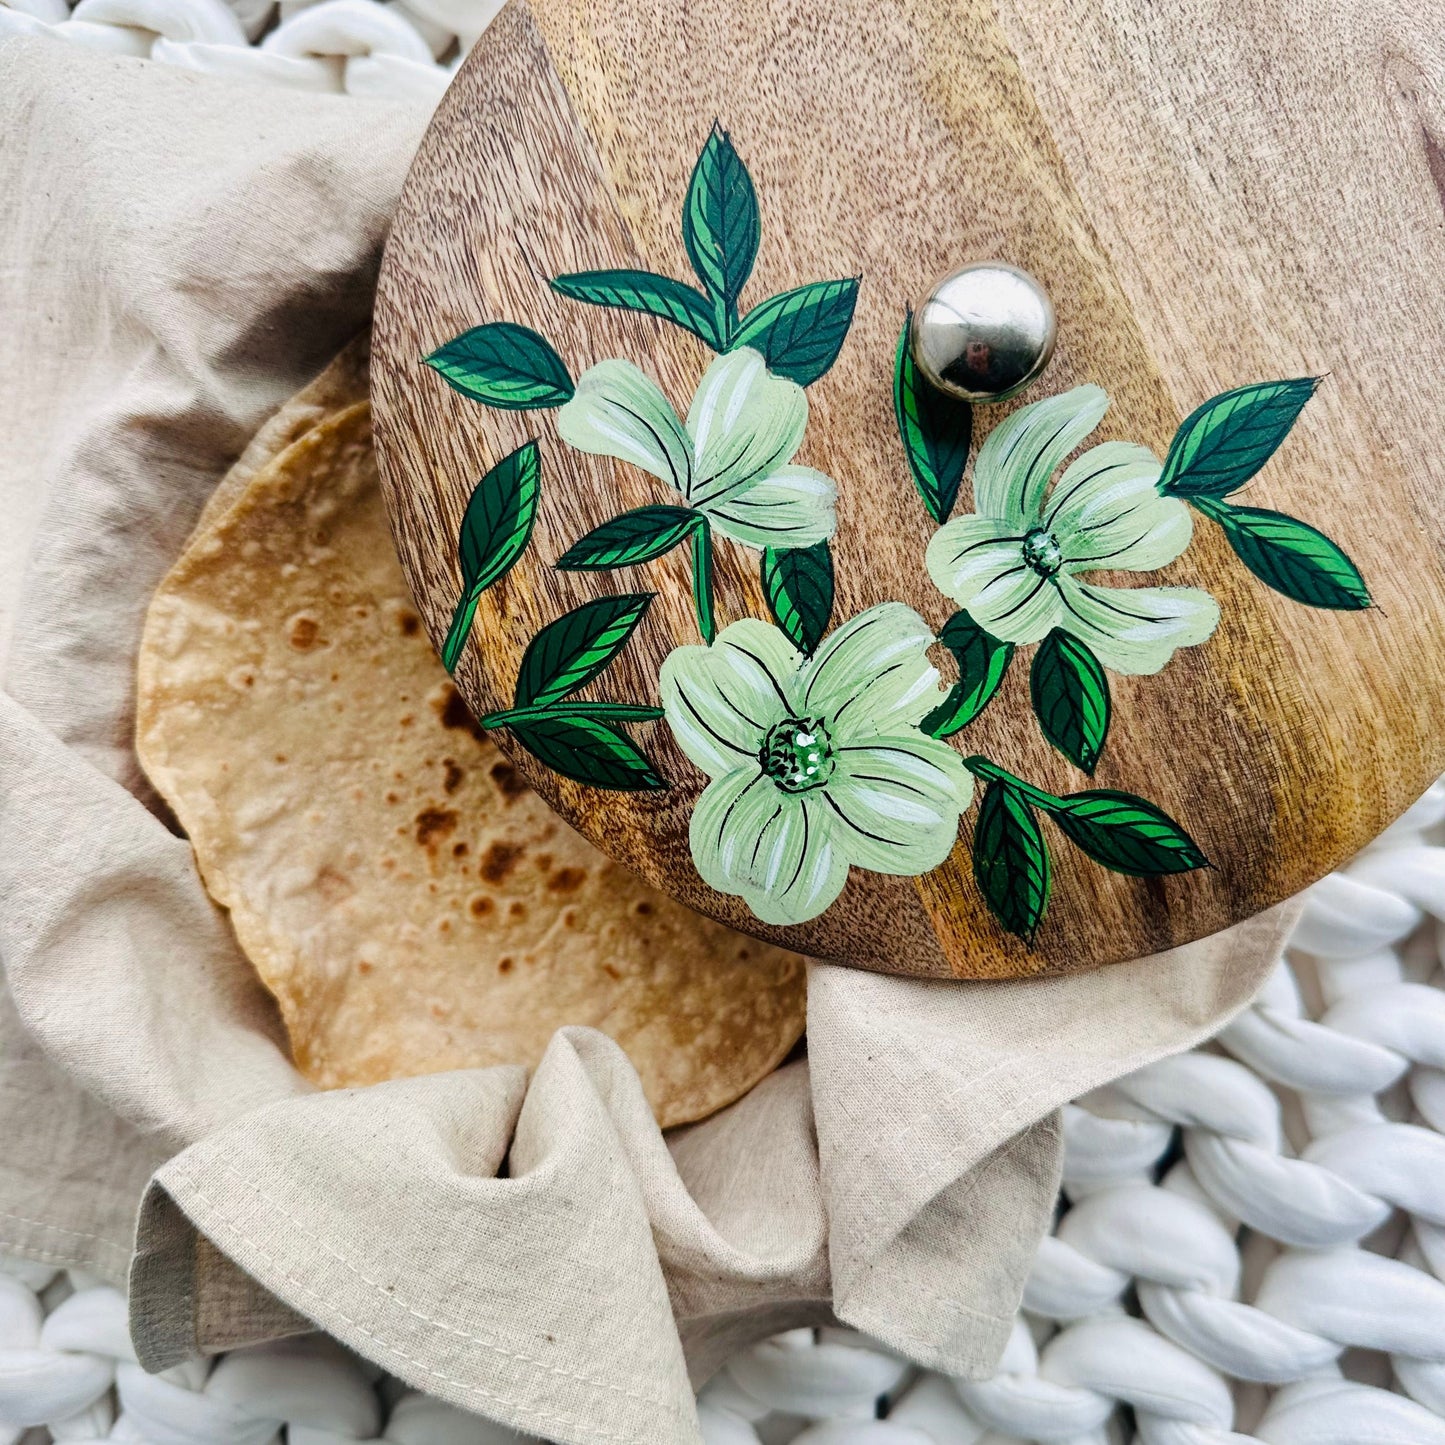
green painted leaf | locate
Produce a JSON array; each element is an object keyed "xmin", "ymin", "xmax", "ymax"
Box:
[
  {"xmin": 504, "ymin": 711, "xmax": 666, "ymax": 792},
  {"xmin": 761, "ymin": 541, "xmax": 834, "ymax": 655},
  {"xmin": 550, "ymin": 270, "xmax": 720, "ymax": 349},
  {"xmin": 973, "ymin": 779, "xmax": 1051, "ymax": 943},
  {"xmin": 1029, "ymin": 629, "xmax": 1110, "ymax": 773},
  {"xmin": 1158, "ymin": 378, "xmax": 1319, "ymax": 498},
  {"xmin": 556, "ymin": 506, "xmax": 703, "ymax": 570},
  {"xmin": 1049, "ymin": 790, "xmax": 1208, "ymax": 877},
  {"xmin": 440, "ymin": 441, "xmax": 541, "ymax": 672},
  {"xmin": 683, "ymin": 124, "xmax": 760, "ymax": 323},
  {"xmin": 513, "ymin": 594, "xmax": 654, "ymax": 709},
  {"xmin": 731, "ymin": 279, "xmax": 859, "ymax": 385},
  {"xmin": 923, "ymin": 611, "xmax": 1014, "ymax": 738},
  {"xmin": 893, "ymin": 310, "xmax": 973, "ymax": 523},
  {"xmin": 458, "ymin": 441, "xmax": 539, "ymax": 586},
  {"xmin": 424, "ymin": 322, "xmax": 574, "ymax": 410},
  {"xmin": 1192, "ymin": 497, "xmax": 1371, "ymax": 610},
  {"xmin": 690, "ymin": 522, "xmax": 716, "ymax": 645}
]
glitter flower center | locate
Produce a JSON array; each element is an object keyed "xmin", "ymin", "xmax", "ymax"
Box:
[
  {"xmin": 760, "ymin": 717, "xmax": 836, "ymax": 793},
  {"xmin": 1021, "ymin": 526, "xmax": 1064, "ymax": 578}
]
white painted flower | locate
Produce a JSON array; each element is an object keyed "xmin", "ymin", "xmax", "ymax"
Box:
[
  {"xmin": 557, "ymin": 346, "xmax": 836, "ymax": 551},
  {"xmin": 660, "ymin": 603, "xmax": 972, "ymax": 926},
  {"xmin": 925, "ymin": 385, "xmax": 1220, "ymax": 675}
]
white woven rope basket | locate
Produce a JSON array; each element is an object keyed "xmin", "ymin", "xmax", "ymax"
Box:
[{"xmin": 4, "ymin": 6, "xmax": 1445, "ymax": 1440}]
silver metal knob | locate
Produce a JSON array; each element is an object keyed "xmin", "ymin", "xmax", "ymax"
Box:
[{"xmin": 911, "ymin": 261, "xmax": 1057, "ymax": 403}]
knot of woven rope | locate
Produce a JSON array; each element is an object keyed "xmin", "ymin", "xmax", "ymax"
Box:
[
  {"xmin": 702, "ymin": 1317, "xmax": 1445, "ymax": 1444},
  {"xmin": 0, "ymin": 0, "xmax": 485, "ymax": 105},
  {"xmin": 0, "ymin": 1259, "xmax": 525, "ymax": 1443},
  {"xmin": 3, "ymin": 822, "xmax": 1442, "ymax": 1445},
  {"xmin": 1017, "ymin": 812, "xmax": 1445, "ymax": 1424},
  {"xmin": 702, "ymin": 786, "xmax": 1445, "ymax": 1445}
]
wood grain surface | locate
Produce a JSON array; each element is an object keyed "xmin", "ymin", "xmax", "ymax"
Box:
[{"xmin": 371, "ymin": 0, "xmax": 1445, "ymax": 979}]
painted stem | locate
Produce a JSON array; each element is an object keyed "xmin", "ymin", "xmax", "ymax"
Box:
[
  {"xmin": 479, "ymin": 703, "xmax": 665, "ymax": 729},
  {"xmin": 962, "ymin": 756, "xmax": 1060, "ymax": 812},
  {"xmin": 691, "ymin": 522, "xmax": 717, "ymax": 644},
  {"xmin": 440, "ymin": 588, "xmax": 480, "ymax": 673},
  {"xmin": 1184, "ymin": 494, "xmax": 1232, "ymax": 524}
]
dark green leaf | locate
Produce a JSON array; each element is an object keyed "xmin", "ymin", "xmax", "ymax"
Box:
[
  {"xmin": 1159, "ymin": 378, "xmax": 1319, "ymax": 498},
  {"xmin": 1050, "ymin": 790, "xmax": 1208, "ymax": 877},
  {"xmin": 972, "ymin": 780, "xmax": 1051, "ymax": 943},
  {"xmin": 690, "ymin": 522, "xmax": 717, "ymax": 646},
  {"xmin": 440, "ymin": 441, "xmax": 541, "ymax": 672},
  {"xmin": 893, "ymin": 310, "xmax": 973, "ymax": 523},
  {"xmin": 731, "ymin": 278, "xmax": 859, "ymax": 385},
  {"xmin": 424, "ymin": 322, "xmax": 573, "ymax": 410},
  {"xmin": 504, "ymin": 712, "xmax": 666, "ymax": 792},
  {"xmin": 1192, "ymin": 497, "xmax": 1371, "ymax": 610},
  {"xmin": 550, "ymin": 270, "xmax": 720, "ymax": 349},
  {"xmin": 1029, "ymin": 630, "xmax": 1111, "ymax": 773},
  {"xmin": 556, "ymin": 506, "xmax": 703, "ymax": 570},
  {"xmin": 761, "ymin": 541, "xmax": 834, "ymax": 655},
  {"xmin": 458, "ymin": 441, "xmax": 539, "ymax": 588},
  {"xmin": 513, "ymin": 594, "xmax": 654, "ymax": 709},
  {"xmin": 682, "ymin": 124, "xmax": 760, "ymax": 317},
  {"xmin": 924, "ymin": 611, "xmax": 1014, "ymax": 738}
]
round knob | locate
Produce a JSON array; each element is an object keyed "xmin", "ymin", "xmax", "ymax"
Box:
[{"xmin": 911, "ymin": 262, "xmax": 1057, "ymax": 403}]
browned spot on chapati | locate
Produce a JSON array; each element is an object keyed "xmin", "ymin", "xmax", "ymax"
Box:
[
  {"xmin": 480, "ymin": 840, "xmax": 523, "ymax": 883},
  {"xmin": 414, "ymin": 807, "xmax": 458, "ymax": 849}
]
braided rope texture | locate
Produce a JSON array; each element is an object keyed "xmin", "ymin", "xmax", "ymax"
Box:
[
  {"xmin": 3, "ymin": 9, "xmax": 1444, "ymax": 1438},
  {"xmin": 0, "ymin": 0, "xmax": 488, "ymax": 105},
  {"xmin": 3, "ymin": 803, "xmax": 1442, "ymax": 1445}
]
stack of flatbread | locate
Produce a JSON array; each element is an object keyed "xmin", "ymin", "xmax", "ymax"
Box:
[{"xmin": 136, "ymin": 339, "xmax": 805, "ymax": 1128}]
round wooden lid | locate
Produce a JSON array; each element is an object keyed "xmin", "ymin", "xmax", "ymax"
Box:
[{"xmin": 372, "ymin": 0, "xmax": 1445, "ymax": 979}]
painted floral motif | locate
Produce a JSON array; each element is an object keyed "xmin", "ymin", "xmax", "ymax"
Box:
[
  {"xmin": 925, "ymin": 386, "xmax": 1219, "ymax": 675},
  {"xmin": 558, "ymin": 348, "xmax": 837, "ymax": 553},
  {"xmin": 660, "ymin": 604, "xmax": 971, "ymax": 924},
  {"xmin": 423, "ymin": 123, "xmax": 1372, "ymax": 948}
]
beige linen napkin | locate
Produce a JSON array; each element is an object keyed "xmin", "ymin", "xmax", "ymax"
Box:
[{"xmin": 0, "ymin": 37, "xmax": 1292, "ymax": 1445}]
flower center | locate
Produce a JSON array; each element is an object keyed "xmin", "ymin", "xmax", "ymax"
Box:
[
  {"xmin": 759, "ymin": 717, "xmax": 836, "ymax": 794},
  {"xmin": 1021, "ymin": 526, "xmax": 1064, "ymax": 579}
]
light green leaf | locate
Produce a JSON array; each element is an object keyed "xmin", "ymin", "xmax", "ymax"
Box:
[
  {"xmin": 923, "ymin": 610, "xmax": 1014, "ymax": 738},
  {"xmin": 1192, "ymin": 497, "xmax": 1371, "ymax": 610},
  {"xmin": 1029, "ymin": 629, "xmax": 1110, "ymax": 773},
  {"xmin": 761, "ymin": 540, "xmax": 833, "ymax": 656},
  {"xmin": 424, "ymin": 322, "xmax": 574, "ymax": 410},
  {"xmin": 440, "ymin": 440, "xmax": 541, "ymax": 671},
  {"xmin": 972, "ymin": 779, "xmax": 1051, "ymax": 944},
  {"xmin": 893, "ymin": 310, "xmax": 973, "ymax": 523},
  {"xmin": 1159, "ymin": 378, "xmax": 1319, "ymax": 498},
  {"xmin": 731, "ymin": 279, "xmax": 859, "ymax": 385},
  {"xmin": 503, "ymin": 711, "xmax": 666, "ymax": 792},
  {"xmin": 683, "ymin": 124, "xmax": 760, "ymax": 326},
  {"xmin": 550, "ymin": 270, "xmax": 720, "ymax": 348},
  {"xmin": 513, "ymin": 594, "xmax": 654, "ymax": 709},
  {"xmin": 1050, "ymin": 790, "xmax": 1208, "ymax": 876},
  {"xmin": 556, "ymin": 506, "xmax": 703, "ymax": 570}
]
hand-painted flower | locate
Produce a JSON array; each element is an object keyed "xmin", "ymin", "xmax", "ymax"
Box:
[
  {"xmin": 556, "ymin": 347, "xmax": 837, "ymax": 552},
  {"xmin": 925, "ymin": 385, "xmax": 1220, "ymax": 675},
  {"xmin": 659, "ymin": 603, "xmax": 972, "ymax": 925}
]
